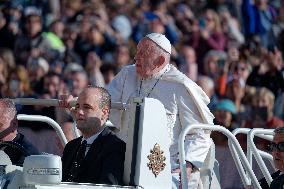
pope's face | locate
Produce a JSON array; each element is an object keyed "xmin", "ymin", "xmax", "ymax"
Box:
[
  {"xmin": 134, "ymin": 39, "xmax": 159, "ymax": 79},
  {"xmin": 272, "ymin": 132, "xmax": 284, "ymax": 172}
]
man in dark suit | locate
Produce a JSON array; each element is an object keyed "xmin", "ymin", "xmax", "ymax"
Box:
[
  {"xmin": 259, "ymin": 126, "xmax": 284, "ymax": 189},
  {"xmin": 60, "ymin": 87, "xmax": 126, "ymax": 185},
  {"xmin": 0, "ymin": 99, "xmax": 40, "ymax": 166}
]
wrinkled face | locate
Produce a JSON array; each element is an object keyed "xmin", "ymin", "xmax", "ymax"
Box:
[
  {"xmin": 272, "ymin": 132, "xmax": 284, "ymax": 172},
  {"xmin": 0, "ymin": 102, "xmax": 16, "ymax": 132},
  {"xmin": 134, "ymin": 39, "xmax": 160, "ymax": 78},
  {"xmin": 74, "ymin": 90, "xmax": 107, "ymax": 136}
]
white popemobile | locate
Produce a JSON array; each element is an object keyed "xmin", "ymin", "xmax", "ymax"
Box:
[{"xmin": 0, "ymin": 97, "xmax": 276, "ymax": 189}]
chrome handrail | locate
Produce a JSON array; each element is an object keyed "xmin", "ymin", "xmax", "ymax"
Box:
[
  {"xmin": 248, "ymin": 128, "xmax": 274, "ymax": 185},
  {"xmin": 178, "ymin": 124, "xmax": 261, "ymax": 189},
  {"xmin": 17, "ymin": 114, "xmax": 68, "ymax": 146}
]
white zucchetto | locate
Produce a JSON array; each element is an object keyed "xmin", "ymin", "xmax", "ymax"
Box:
[{"xmin": 146, "ymin": 33, "xmax": 171, "ymax": 54}]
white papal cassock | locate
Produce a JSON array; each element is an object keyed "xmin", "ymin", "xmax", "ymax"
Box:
[{"xmin": 107, "ymin": 64, "xmax": 215, "ymax": 188}]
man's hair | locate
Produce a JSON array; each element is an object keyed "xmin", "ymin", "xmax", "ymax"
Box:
[
  {"xmin": 274, "ymin": 127, "xmax": 284, "ymax": 134},
  {"xmin": 0, "ymin": 99, "xmax": 16, "ymax": 121},
  {"xmin": 151, "ymin": 43, "xmax": 170, "ymax": 64},
  {"xmin": 88, "ymin": 86, "xmax": 111, "ymax": 110}
]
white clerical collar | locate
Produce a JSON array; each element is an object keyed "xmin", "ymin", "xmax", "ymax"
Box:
[{"xmin": 82, "ymin": 128, "xmax": 104, "ymax": 145}]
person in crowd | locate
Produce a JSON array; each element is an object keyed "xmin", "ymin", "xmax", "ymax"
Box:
[
  {"xmin": 197, "ymin": 75, "xmax": 218, "ymax": 110},
  {"xmin": 0, "ymin": 98, "xmax": 40, "ymax": 166},
  {"xmin": 224, "ymin": 78, "xmax": 248, "ymax": 126},
  {"xmin": 0, "ymin": 4, "xmax": 21, "ymax": 50},
  {"xmin": 242, "ymin": 0, "xmax": 277, "ymax": 48},
  {"xmin": 107, "ymin": 33, "xmax": 215, "ymax": 188},
  {"xmin": 229, "ymin": 59, "xmax": 252, "ymax": 83},
  {"xmin": 219, "ymin": 7, "xmax": 245, "ymax": 46},
  {"xmin": 2, "ymin": 65, "xmax": 32, "ymax": 99},
  {"xmin": 59, "ymin": 86, "xmax": 126, "ymax": 184},
  {"xmin": 203, "ymin": 50, "xmax": 227, "ymax": 82},
  {"xmin": 44, "ymin": 19, "xmax": 66, "ymax": 53},
  {"xmin": 268, "ymin": 126, "xmax": 284, "ymax": 188},
  {"xmin": 132, "ymin": 0, "xmax": 179, "ymax": 45},
  {"xmin": 0, "ymin": 48, "xmax": 16, "ymax": 97},
  {"xmin": 189, "ymin": 9, "xmax": 226, "ymax": 69},
  {"xmin": 14, "ymin": 9, "xmax": 53, "ymax": 65},
  {"xmin": 203, "ymin": 50, "xmax": 228, "ymax": 97},
  {"xmin": 252, "ymin": 87, "xmax": 284, "ymax": 128},
  {"xmin": 179, "ymin": 45, "xmax": 198, "ymax": 82},
  {"xmin": 212, "ymin": 99, "xmax": 237, "ymax": 146},
  {"xmin": 70, "ymin": 70, "xmax": 89, "ymax": 97},
  {"xmin": 85, "ymin": 52, "xmax": 105, "ymax": 87},
  {"xmin": 274, "ymin": 92, "xmax": 284, "ymax": 121},
  {"xmin": 259, "ymin": 126, "xmax": 284, "ymax": 188},
  {"xmin": 247, "ymin": 48, "xmax": 284, "ymax": 97},
  {"xmin": 113, "ymin": 44, "xmax": 132, "ymax": 70},
  {"xmin": 100, "ymin": 63, "xmax": 118, "ymax": 86},
  {"xmin": 242, "ymin": 87, "xmax": 284, "ymax": 150}
]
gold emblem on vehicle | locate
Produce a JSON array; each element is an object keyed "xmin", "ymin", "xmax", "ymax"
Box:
[{"xmin": 147, "ymin": 143, "xmax": 166, "ymax": 177}]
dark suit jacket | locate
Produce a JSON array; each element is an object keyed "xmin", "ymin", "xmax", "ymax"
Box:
[
  {"xmin": 259, "ymin": 170, "xmax": 281, "ymax": 189},
  {"xmin": 270, "ymin": 173, "xmax": 284, "ymax": 189},
  {"xmin": 3, "ymin": 133, "xmax": 40, "ymax": 166},
  {"xmin": 62, "ymin": 127, "xmax": 126, "ymax": 185}
]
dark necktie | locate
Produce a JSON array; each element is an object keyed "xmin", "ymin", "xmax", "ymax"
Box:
[{"xmin": 67, "ymin": 140, "xmax": 87, "ymax": 182}]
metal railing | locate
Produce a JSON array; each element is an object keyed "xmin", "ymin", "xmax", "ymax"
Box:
[
  {"xmin": 12, "ymin": 98, "xmax": 128, "ymax": 110},
  {"xmin": 13, "ymin": 98, "xmax": 126, "ymax": 141},
  {"xmin": 17, "ymin": 114, "xmax": 68, "ymax": 146},
  {"xmin": 247, "ymin": 128, "xmax": 275, "ymax": 185},
  {"xmin": 178, "ymin": 124, "xmax": 261, "ymax": 189},
  {"xmin": 230, "ymin": 128, "xmax": 275, "ymax": 186}
]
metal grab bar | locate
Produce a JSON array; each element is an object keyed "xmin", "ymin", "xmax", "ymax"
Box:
[
  {"xmin": 178, "ymin": 124, "xmax": 261, "ymax": 189},
  {"xmin": 230, "ymin": 128, "xmax": 252, "ymax": 185},
  {"xmin": 13, "ymin": 98, "xmax": 118, "ymax": 140},
  {"xmin": 248, "ymin": 129, "xmax": 274, "ymax": 185},
  {"xmin": 17, "ymin": 114, "xmax": 68, "ymax": 146},
  {"xmin": 12, "ymin": 98, "xmax": 128, "ymax": 110},
  {"xmin": 231, "ymin": 128, "xmax": 275, "ymax": 186}
]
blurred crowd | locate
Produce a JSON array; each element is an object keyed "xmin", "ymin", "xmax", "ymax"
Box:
[{"xmin": 0, "ymin": 0, "xmax": 284, "ymax": 150}]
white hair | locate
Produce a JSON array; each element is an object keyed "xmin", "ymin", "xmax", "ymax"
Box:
[
  {"xmin": 153, "ymin": 44, "xmax": 170, "ymax": 63},
  {"xmin": 0, "ymin": 99, "xmax": 16, "ymax": 122}
]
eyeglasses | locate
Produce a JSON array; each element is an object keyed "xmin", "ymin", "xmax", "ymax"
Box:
[{"xmin": 268, "ymin": 142, "xmax": 284, "ymax": 152}]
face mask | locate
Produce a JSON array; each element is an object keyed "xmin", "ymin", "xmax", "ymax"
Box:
[
  {"xmin": 251, "ymin": 106, "xmax": 268, "ymax": 121},
  {"xmin": 9, "ymin": 80, "xmax": 19, "ymax": 92}
]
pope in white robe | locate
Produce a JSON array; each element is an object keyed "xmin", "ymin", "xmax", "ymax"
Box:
[{"xmin": 107, "ymin": 33, "xmax": 216, "ymax": 189}]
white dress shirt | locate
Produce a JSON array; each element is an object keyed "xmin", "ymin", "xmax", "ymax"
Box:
[{"xmin": 82, "ymin": 129, "xmax": 104, "ymax": 155}]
